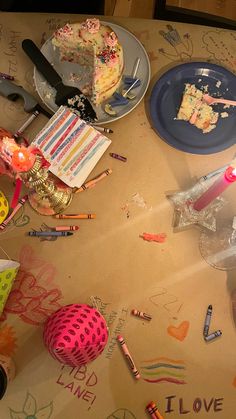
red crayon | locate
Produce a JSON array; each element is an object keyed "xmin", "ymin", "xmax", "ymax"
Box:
[
  {"xmin": 117, "ymin": 335, "xmax": 140, "ymax": 380},
  {"xmin": 146, "ymin": 401, "xmax": 164, "ymax": 419},
  {"xmin": 131, "ymin": 309, "xmax": 152, "ymax": 321}
]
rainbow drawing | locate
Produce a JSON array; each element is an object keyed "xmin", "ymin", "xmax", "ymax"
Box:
[{"xmin": 140, "ymin": 357, "xmax": 187, "ymax": 385}]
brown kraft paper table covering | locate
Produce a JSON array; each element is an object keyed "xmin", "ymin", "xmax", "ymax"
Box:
[{"xmin": 0, "ymin": 12, "xmax": 236, "ymax": 419}]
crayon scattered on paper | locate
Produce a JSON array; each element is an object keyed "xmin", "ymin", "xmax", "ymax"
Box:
[
  {"xmin": 117, "ymin": 335, "xmax": 140, "ymax": 380},
  {"xmin": 74, "ymin": 168, "xmax": 112, "ymax": 193},
  {"xmin": 55, "ymin": 214, "xmax": 96, "ymax": 219},
  {"xmin": 204, "ymin": 330, "xmax": 222, "ymax": 342},
  {"xmin": 109, "ymin": 152, "xmax": 127, "ymax": 162},
  {"xmin": 131, "ymin": 309, "xmax": 152, "ymax": 321},
  {"xmin": 146, "ymin": 401, "xmax": 164, "ymax": 419}
]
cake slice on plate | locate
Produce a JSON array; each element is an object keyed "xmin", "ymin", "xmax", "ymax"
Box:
[{"xmin": 176, "ymin": 83, "xmax": 219, "ymax": 133}]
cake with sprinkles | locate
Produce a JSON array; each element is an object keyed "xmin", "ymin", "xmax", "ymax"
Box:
[
  {"xmin": 177, "ymin": 83, "xmax": 219, "ymax": 133},
  {"xmin": 52, "ymin": 18, "xmax": 124, "ymax": 105}
]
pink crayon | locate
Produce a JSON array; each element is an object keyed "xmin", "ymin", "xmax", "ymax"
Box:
[
  {"xmin": 117, "ymin": 335, "xmax": 140, "ymax": 380},
  {"xmin": 54, "ymin": 226, "xmax": 79, "ymax": 231},
  {"xmin": 131, "ymin": 309, "xmax": 152, "ymax": 321},
  {"xmin": 0, "ymin": 195, "xmax": 28, "ymax": 230}
]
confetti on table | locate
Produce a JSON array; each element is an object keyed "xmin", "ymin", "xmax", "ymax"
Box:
[{"xmin": 140, "ymin": 232, "xmax": 167, "ymax": 243}]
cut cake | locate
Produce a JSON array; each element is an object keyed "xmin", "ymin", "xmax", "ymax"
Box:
[
  {"xmin": 177, "ymin": 83, "xmax": 219, "ymax": 133},
  {"xmin": 52, "ymin": 18, "xmax": 124, "ymax": 105}
]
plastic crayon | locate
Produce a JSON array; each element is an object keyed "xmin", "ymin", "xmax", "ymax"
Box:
[
  {"xmin": 204, "ymin": 330, "xmax": 222, "ymax": 342},
  {"xmin": 117, "ymin": 335, "xmax": 140, "ymax": 380},
  {"xmin": 146, "ymin": 401, "xmax": 164, "ymax": 419},
  {"xmin": 131, "ymin": 309, "xmax": 152, "ymax": 321},
  {"xmin": 109, "ymin": 152, "xmax": 127, "ymax": 162},
  {"xmin": 55, "ymin": 214, "xmax": 96, "ymax": 219},
  {"xmin": 203, "ymin": 305, "xmax": 212, "ymax": 337}
]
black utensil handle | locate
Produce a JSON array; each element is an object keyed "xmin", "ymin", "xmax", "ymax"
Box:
[{"xmin": 22, "ymin": 39, "xmax": 62, "ymax": 88}]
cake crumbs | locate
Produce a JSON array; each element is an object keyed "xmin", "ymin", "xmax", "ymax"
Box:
[{"xmin": 220, "ymin": 112, "xmax": 229, "ymax": 118}]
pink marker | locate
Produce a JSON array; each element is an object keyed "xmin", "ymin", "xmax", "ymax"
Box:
[
  {"xmin": 131, "ymin": 309, "xmax": 152, "ymax": 321},
  {"xmin": 117, "ymin": 335, "xmax": 140, "ymax": 380},
  {"xmin": 193, "ymin": 166, "xmax": 236, "ymax": 211}
]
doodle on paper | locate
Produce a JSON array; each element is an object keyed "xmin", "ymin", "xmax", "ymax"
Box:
[
  {"xmin": 158, "ymin": 25, "xmax": 193, "ymax": 61},
  {"xmin": 107, "ymin": 408, "xmax": 137, "ymax": 418},
  {"xmin": 9, "ymin": 392, "xmax": 53, "ymax": 419},
  {"xmin": 140, "ymin": 357, "xmax": 187, "ymax": 385},
  {"xmin": 202, "ymin": 30, "xmax": 236, "ymax": 71},
  {"xmin": 3, "ymin": 245, "xmax": 62, "ymax": 325},
  {"xmin": 167, "ymin": 320, "xmax": 190, "ymax": 341}
]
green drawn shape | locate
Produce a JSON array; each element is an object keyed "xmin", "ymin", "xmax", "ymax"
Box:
[
  {"xmin": 9, "ymin": 392, "xmax": 53, "ymax": 419},
  {"xmin": 107, "ymin": 408, "xmax": 137, "ymax": 419},
  {"xmin": 142, "ymin": 369, "xmax": 185, "ymax": 379}
]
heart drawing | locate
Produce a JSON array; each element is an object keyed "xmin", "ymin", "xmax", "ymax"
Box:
[{"xmin": 167, "ymin": 321, "xmax": 190, "ymax": 341}]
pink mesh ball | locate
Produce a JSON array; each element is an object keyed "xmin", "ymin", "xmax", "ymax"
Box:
[{"xmin": 43, "ymin": 303, "xmax": 109, "ymax": 366}]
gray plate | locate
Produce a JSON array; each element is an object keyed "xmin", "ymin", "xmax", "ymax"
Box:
[{"xmin": 33, "ymin": 21, "xmax": 151, "ymax": 124}]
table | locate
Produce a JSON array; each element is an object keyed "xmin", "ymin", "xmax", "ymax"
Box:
[{"xmin": 0, "ymin": 12, "xmax": 236, "ymax": 419}]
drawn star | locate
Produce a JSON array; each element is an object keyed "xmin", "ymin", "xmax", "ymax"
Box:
[{"xmin": 167, "ymin": 181, "xmax": 226, "ymax": 232}]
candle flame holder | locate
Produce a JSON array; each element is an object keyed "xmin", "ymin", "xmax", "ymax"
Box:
[{"xmin": 20, "ymin": 154, "xmax": 73, "ymax": 216}]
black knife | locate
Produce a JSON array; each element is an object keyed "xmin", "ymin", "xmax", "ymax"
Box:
[
  {"xmin": 0, "ymin": 77, "xmax": 52, "ymax": 118},
  {"xmin": 22, "ymin": 39, "xmax": 97, "ymax": 123}
]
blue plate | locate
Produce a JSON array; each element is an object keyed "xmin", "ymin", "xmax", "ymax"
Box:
[{"xmin": 149, "ymin": 62, "xmax": 236, "ymax": 154}]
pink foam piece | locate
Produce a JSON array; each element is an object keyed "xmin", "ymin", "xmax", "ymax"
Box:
[{"xmin": 43, "ymin": 303, "xmax": 109, "ymax": 366}]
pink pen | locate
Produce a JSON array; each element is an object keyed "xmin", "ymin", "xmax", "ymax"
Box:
[
  {"xmin": 117, "ymin": 335, "xmax": 140, "ymax": 380},
  {"xmin": 193, "ymin": 166, "xmax": 236, "ymax": 211}
]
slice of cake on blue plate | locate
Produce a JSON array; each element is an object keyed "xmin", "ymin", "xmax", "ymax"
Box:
[{"xmin": 176, "ymin": 83, "xmax": 219, "ymax": 133}]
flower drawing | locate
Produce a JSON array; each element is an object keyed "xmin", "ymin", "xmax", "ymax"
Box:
[{"xmin": 9, "ymin": 392, "xmax": 53, "ymax": 419}]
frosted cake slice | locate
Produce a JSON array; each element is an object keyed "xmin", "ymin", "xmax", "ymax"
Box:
[{"xmin": 177, "ymin": 83, "xmax": 219, "ymax": 133}]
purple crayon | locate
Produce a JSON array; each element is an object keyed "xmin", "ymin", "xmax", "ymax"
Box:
[{"xmin": 109, "ymin": 152, "xmax": 127, "ymax": 162}]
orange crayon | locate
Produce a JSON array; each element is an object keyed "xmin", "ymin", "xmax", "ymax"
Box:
[
  {"xmin": 74, "ymin": 168, "xmax": 112, "ymax": 193},
  {"xmin": 117, "ymin": 335, "xmax": 140, "ymax": 380},
  {"xmin": 55, "ymin": 214, "xmax": 96, "ymax": 219},
  {"xmin": 131, "ymin": 309, "xmax": 152, "ymax": 321},
  {"xmin": 146, "ymin": 401, "xmax": 164, "ymax": 419},
  {"xmin": 54, "ymin": 226, "xmax": 79, "ymax": 231}
]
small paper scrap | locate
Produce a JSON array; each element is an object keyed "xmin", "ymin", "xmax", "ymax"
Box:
[{"xmin": 140, "ymin": 232, "xmax": 167, "ymax": 243}]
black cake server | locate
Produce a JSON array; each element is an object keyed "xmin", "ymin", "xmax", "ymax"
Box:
[{"xmin": 22, "ymin": 39, "xmax": 97, "ymax": 122}]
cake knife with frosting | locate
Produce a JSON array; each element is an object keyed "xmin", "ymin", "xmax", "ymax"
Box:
[{"xmin": 22, "ymin": 39, "xmax": 97, "ymax": 123}]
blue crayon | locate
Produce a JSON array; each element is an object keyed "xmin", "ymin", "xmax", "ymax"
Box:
[
  {"xmin": 203, "ymin": 305, "xmax": 212, "ymax": 337},
  {"xmin": 204, "ymin": 330, "xmax": 222, "ymax": 342},
  {"xmin": 28, "ymin": 231, "xmax": 73, "ymax": 237}
]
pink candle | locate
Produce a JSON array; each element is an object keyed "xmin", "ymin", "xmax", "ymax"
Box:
[{"xmin": 193, "ymin": 166, "xmax": 236, "ymax": 211}]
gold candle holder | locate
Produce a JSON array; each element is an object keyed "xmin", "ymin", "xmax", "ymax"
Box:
[{"xmin": 20, "ymin": 155, "xmax": 73, "ymax": 216}]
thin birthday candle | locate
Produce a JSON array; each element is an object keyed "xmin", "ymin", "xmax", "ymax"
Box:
[{"xmin": 193, "ymin": 166, "xmax": 236, "ymax": 212}]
